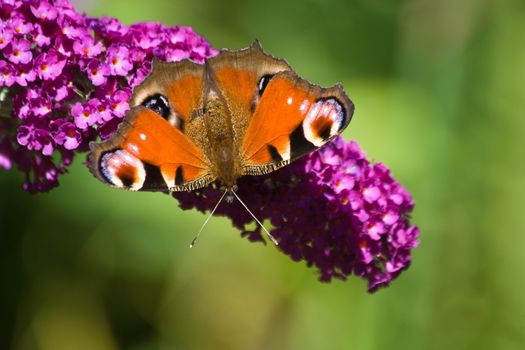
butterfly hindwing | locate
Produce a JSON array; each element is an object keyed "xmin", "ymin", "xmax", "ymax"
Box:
[
  {"xmin": 207, "ymin": 41, "xmax": 291, "ymax": 121},
  {"xmin": 206, "ymin": 42, "xmax": 293, "ymax": 168}
]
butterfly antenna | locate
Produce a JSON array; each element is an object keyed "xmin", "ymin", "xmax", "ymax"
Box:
[
  {"xmin": 230, "ymin": 189, "xmax": 279, "ymax": 246},
  {"xmin": 190, "ymin": 190, "xmax": 228, "ymax": 248}
]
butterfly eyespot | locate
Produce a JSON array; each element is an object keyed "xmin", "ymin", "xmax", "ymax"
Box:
[
  {"xmin": 141, "ymin": 94, "xmax": 170, "ymax": 119},
  {"xmin": 257, "ymin": 74, "xmax": 274, "ymax": 95},
  {"xmin": 99, "ymin": 149, "xmax": 146, "ymax": 191},
  {"xmin": 302, "ymin": 98, "xmax": 347, "ymax": 147}
]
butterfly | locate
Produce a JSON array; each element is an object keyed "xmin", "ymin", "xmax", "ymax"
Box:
[
  {"xmin": 88, "ymin": 41, "xmax": 354, "ymax": 193},
  {"xmin": 88, "ymin": 41, "xmax": 354, "ymax": 245}
]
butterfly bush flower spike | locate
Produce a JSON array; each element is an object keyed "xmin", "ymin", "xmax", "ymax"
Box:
[
  {"xmin": 0, "ymin": 0, "xmax": 217, "ymax": 192},
  {"xmin": 174, "ymin": 137, "xmax": 419, "ymax": 292}
]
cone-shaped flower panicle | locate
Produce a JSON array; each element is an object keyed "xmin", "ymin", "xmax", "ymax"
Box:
[
  {"xmin": 0, "ymin": 0, "xmax": 217, "ymax": 192},
  {"xmin": 174, "ymin": 137, "xmax": 419, "ymax": 292}
]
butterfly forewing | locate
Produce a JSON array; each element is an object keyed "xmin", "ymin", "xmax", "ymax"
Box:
[
  {"xmin": 241, "ymin": 70, "xmax": 354, "ymax": 175},
  {"xmin": 88, "ymin": 107, "xmax": 213, "ymax": 191}
]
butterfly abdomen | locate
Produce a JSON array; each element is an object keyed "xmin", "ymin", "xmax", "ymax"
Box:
[{"xmin": 203, "ymin": 93, "xmax": 242, "ymax": 189}]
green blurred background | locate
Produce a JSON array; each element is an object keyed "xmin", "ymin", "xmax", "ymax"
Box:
[{"xmin": 2, "ymin": 0, "xmax": 525, "ymax": 349}]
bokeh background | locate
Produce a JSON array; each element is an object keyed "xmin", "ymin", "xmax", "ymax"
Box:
[{"xmin": 2, "ymin": 0, "xmax": 525, "ymax": 349}]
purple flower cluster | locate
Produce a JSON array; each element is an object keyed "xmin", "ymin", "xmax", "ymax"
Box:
[
  {"xmin": 174, "ymin": 137, "xmax": 419, "ymax": 292},
  {"xmin": 0, "ymin": 0, "xmax": 217, "ymax": 192}
]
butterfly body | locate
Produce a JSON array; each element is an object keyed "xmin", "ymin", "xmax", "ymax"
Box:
[{"xmin": 88, "ymin": 42, "xmax": 354, "ymax": 192}]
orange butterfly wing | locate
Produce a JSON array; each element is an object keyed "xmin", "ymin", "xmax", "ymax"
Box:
[
  {"xmin": 88, "ymin": 59, "xmax": 215, "ymax": 192},
  {"xmin": 205, "ymin": 42, "xmax": 354, "ymax": 176},
  {"xmin": 241, "ymin": 71, "xmax": 354, "ymax": 175},
  {"xmin": 88, "ymin": 107, "xmax": 212, "ymax": 192}
]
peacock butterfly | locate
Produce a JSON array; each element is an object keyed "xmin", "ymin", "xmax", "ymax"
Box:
[{"xmin": 88, "ymin": 41, "xmax": 354, "ymax": 195}]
